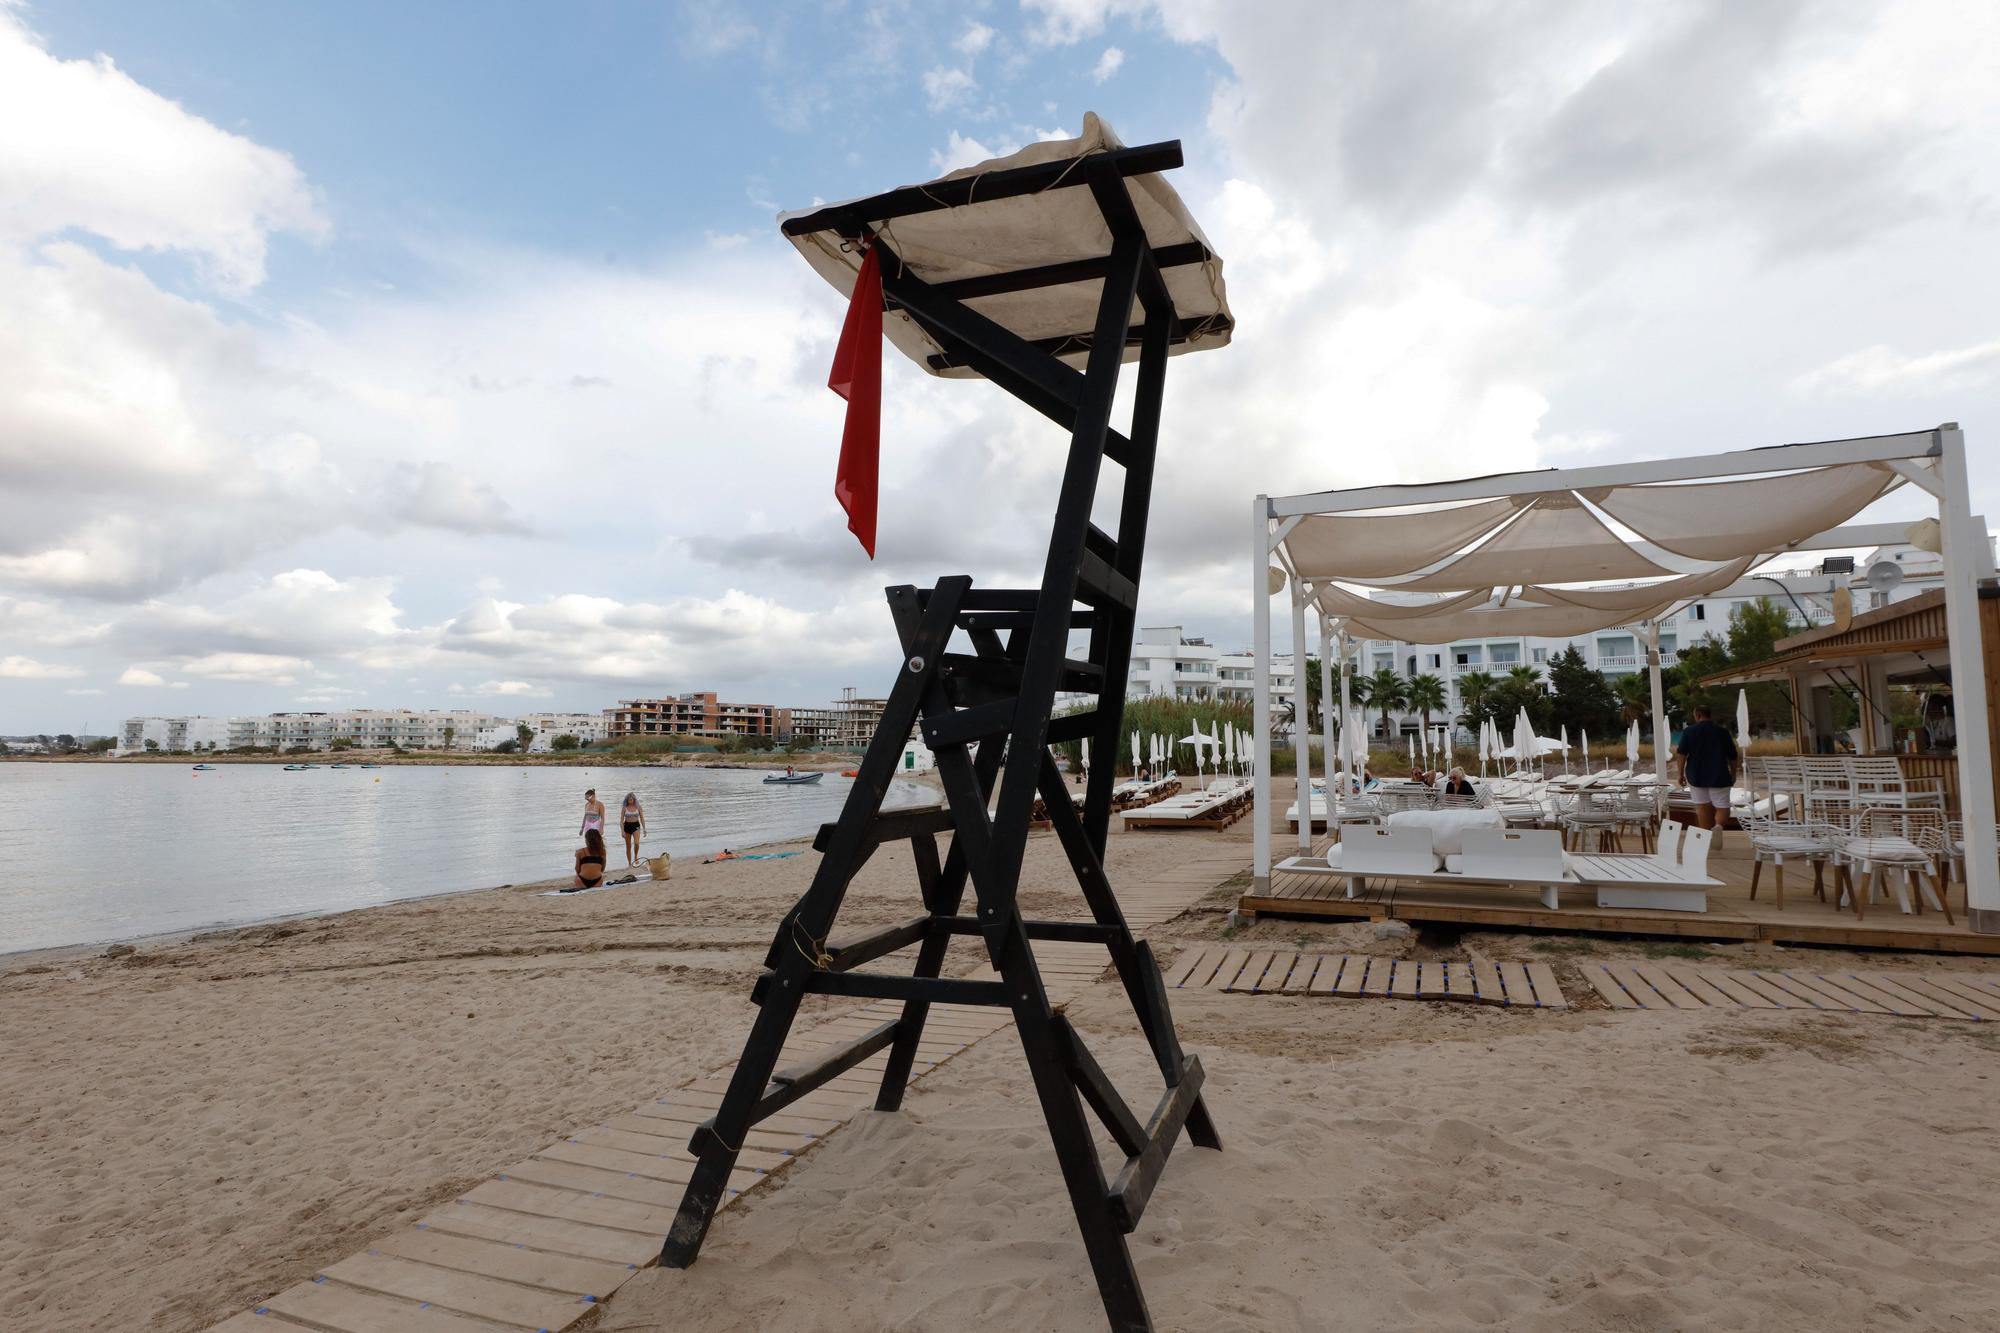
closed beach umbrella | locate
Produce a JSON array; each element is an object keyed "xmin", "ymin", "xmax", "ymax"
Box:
[
  {"xmin": 1735, "ymin": 689, "xmax": 1751, "ymax": 749},
  {"xmin": 1080, "ymin": 737, "xmax": 1090, "ymax": 774},
  {"xmin": 1131, "ymin": 729, "xmax": 1141, "ymax": 773},
  {"xmin": 1627, "ymin": 718, "xmax": 1641, "ymax": 768},
  {"xmin": 1581, "ymin": 728, "xmax": 1590, "ymax": 774}
]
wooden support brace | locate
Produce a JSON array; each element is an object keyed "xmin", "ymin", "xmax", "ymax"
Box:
[
  {"xmin": 1056, "ymin": 1016, "xmax": 1147, "ymax": 1158},
  {"xmin": 813, "ymin": 804, "xmax": 954, "ymax": 853},
  {"xmin": 794, "ymin": 971, "xmax": 1012, "ymax": 1006},
  {"xmin": 824, "ymin": 915, "xmax": 932, "ymax": 971},
  {"xmin": 1107, "ymin": 1056, "xmax": 1206, "ymax": 1234}
]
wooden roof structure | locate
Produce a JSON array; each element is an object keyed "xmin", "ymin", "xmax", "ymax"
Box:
[{"xmin": 1700, "ymin": 590, "xmax": 1950, "ymax": 687}]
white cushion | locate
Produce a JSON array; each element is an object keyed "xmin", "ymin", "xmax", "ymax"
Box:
[{"xmin": 1385, "ymin": 807, "xmax": 1504, "ymax": 856}]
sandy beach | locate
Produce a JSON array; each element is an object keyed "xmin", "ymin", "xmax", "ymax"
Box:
[{"xmin": 7, "ymin": 799, "xmax": 2000, "ymax": 1331}]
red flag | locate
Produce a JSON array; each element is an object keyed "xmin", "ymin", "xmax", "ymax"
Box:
[{"xmin": 828, "ymin": 244, "xmax": 883, "ymax": 558}]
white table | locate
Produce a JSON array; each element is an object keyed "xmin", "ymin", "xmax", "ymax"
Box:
[
  {"xmin": 1386, "ymin": 807, "xmax": 1504, "ymax": 857},
  {"xmin": 1568, "ymin": 853, "xmax": 1719, "ymax": 913}
]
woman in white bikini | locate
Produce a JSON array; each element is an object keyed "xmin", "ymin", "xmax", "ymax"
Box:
[
  {"xmin": 618, "ymin": 791, "xmax": 647, "ymax": 866},
  {"xmin": 579, "ymin": 788, "xmax": 605, "ymax": 842}
]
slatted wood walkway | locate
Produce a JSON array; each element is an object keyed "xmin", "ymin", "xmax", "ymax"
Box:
[
  {"xmin": 211, "ymin": 841, "xmax": 1245, "ymax": 1332},
  {"xmin": 1167, "ymin": 947, "xmax": 1567, "ymax": 1009},
  {"xmin": 1580, "ymin": 962, "xmax": 2000, "ymax": 1019}
]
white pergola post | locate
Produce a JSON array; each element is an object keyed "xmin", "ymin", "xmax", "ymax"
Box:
[
  {"xmin": 1642, "ymin": 620, "xmax": 1670, "ymax": 781},
  {"xmin": 1252, "ymin": 495, "xmax": 1273, "ymax": 895},
  {"xmin": 1935, "ymin": 426, "xmax": 1999, "ymax": 930},
  {"xmin": 1338, "ymin": 630, "xmax": 1355, "ymax": 780},
  {"xmin": 1291, "ymin": 581, "xmax": 1313, "ymax": 854},
  {"xmin": 1321, "ymin": 621, "xmax": 1341, "ymax": 820}
]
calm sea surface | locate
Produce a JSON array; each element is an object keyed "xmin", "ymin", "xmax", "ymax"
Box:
[{"xmin": 0, "ymin": 763, "xmax": 927, "ymax": 955}]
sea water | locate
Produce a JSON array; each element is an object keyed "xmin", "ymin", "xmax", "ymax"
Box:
[{"xmin": 0, "ymin": 763, "xmax": 927, "ymax": 954}]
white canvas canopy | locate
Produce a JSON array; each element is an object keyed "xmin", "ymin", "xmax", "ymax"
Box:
[
  {"xmin": 1251, "ymin": 426, "xmax": 2000, "ymax": 935},
  {"xmin": 781, "ymin": 113, "xmax": 1231, "ymax": 380}
]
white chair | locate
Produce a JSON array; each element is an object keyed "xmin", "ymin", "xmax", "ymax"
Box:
[
  {"xmin": 1836, "ymin": 808, "xmax": 1951, "ymax": 923},
  {"xmin": 1560, "ymin": 791, "xmax": 1622, "ymax": 852},
  {"xmin": 1334, "ymin": 824, "xmax": 1439, "ymax": 897},
  {"xmin": 1744, "ymin": 817, "xmax": 1835, "ymax": 911},
  {"xmin": 1920, "ymin": 820, "xmax": 1999, "ymax": 916}
]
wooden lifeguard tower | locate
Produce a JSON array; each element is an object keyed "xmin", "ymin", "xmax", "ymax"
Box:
[{"xmin": 656, "ymin": 116, "xmax": 1234, "ymax": 1332}]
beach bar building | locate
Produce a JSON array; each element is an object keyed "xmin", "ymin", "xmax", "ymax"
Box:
[{"xmin": 1247, "ymin": 424, "xmax": 2000, "ymax": 942}]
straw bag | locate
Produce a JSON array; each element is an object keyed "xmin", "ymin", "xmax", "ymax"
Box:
[{"xmin": 646, "ymin": 852, "xmax": 672, "ymax": 881}]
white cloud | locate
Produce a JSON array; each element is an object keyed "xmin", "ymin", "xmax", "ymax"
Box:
[
  {"xmin": 454, "ymin": 679, "xmax": 554, "ymax": 698},
  {"xmin": 1019, "ymin": 0, "xmax": 1150, "ymax": 46},
  {"xmin": 179, "ymin": 651, "xmax": 313, "ymax": 684},
  {"xmin": 677, "ymin": 0, "xmax": 759, "ymax": 58},
  {"xmin": 64, "ymin": 687, "xmax": 106, "ymax": 696},
  {"xmin": 1091, "ymin": 46, "xmax": 1124, "ymax": 82},
  {"xmin": 0, "ymin": 655, "xmax": 81, "ymax": 680},
  {"xmin": 118, "ymin": 666, "xmax": 168, "ymax": 687},
  {"xmin": 0, "ymin": 8, "xmax": 325, "ymax": 288},
  {"xmin": 955, "ymin": 22, "xmax": 995, "ymax": 56},
  {"xmin": 930, "ymin": 131, "xmax": 1003, "ymax": 174},
  {"xmin": 374, "ymin": 461, "xmax": 532, "ymax": 537},
  {"xmin": 1792, "ymin": 339, "xmax": 2000, "ymax": 398},
  {"xmin": 921, "ymin": 65, "xmax": 977, "ymax": 112}
]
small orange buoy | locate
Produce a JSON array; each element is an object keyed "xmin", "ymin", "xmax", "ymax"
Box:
[{"xmin": 841, "ymin": 769, "xmax": 859, "ymax": 778}]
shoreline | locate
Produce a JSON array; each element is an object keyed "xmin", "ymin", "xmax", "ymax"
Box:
[
  {"xmin": 2, "ymin": 829, "xmax": 822, "ymax": 969},
  {"xmin": 4, "ymin": 770, "xmax": 945, "ymax": 965}
]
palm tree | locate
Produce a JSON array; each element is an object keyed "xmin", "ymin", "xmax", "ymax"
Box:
[
  {"xmin": 1456, "ymin": 669, "xmax": 1497, "ymax": 725},
  {"xmin": 1614, "ymin": 671, "xmax": 1653, "ymax": 724},
  {"xmin": 1405, "ymin": 673, "xmax": 1447, "ymax": 738},
  {"xmin": 1505, "ymin": 664, "xmax": 1541, "ymax": 689},
  {"xmin": 1354, "ymin": 667, "xmax": 1408, "ymax": 741}
]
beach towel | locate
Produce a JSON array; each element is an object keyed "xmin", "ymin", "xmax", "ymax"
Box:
[{"xmin": 539, "ymin": 874, "xmax": 641, "ymax": 897}]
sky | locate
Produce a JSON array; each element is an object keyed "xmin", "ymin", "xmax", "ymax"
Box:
[{"xmin": 3, "ymin": 0, "xmax": 1998, "ymax": 734}]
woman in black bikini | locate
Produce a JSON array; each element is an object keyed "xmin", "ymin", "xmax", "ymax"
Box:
[
  {"xmin": 619, "ymin": 791, "xmax": 646, "ymax": 866},
  {"xmin": 571, "ymin": 829, "xmax": 607, "ymax": 890}
]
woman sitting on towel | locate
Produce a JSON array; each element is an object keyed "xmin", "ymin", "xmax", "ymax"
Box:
[{"xmin": 571, "ymin": 829, "xmax": 607, "ymax": 890}]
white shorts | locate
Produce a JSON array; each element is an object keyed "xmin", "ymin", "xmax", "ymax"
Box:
[{"xmin": 1689, "ymin": 785, "xmax": 1733, "ymax": 809}]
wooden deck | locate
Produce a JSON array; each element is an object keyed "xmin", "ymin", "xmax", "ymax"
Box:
[
  {"xmin": 212, "ymin": 844, "xmax": 1244, "ymax": 1331},
  {"xmin": 1168, "ymin": 947, "xmax": 1566, "ymax": 1008},
  {"xmin": 1243, "ymin": 831, "xmax": 2000, "ymax": 955},
  {"xmin": 1578, "ymin": 960, "xmax": 2000, "ymax": 1017}
]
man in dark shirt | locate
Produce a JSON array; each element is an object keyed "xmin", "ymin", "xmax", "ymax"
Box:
[{"xmin": 1675, "ymin": 704, "xmax": 1739, "ymax": 831}]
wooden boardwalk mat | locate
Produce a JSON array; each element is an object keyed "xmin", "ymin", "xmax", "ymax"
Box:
[
  {"xmin": 1580, "ymin": 963, "xmax": 2000, "ymax": 1019},
  {"xmin": 213, "ymin": 845, "xmax": 1244, "ymax": 1330},
  {"xmin": 1168, "ymin": 948, "xmax": 1566, "ymax": 1009}
]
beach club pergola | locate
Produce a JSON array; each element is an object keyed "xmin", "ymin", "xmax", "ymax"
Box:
[{"xmin": 1248, "ymin": 425, "xmax": 2000, "ymax": 933}]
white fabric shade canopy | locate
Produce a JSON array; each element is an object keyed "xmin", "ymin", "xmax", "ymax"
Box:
[
  {"xmin": 781, "ymin": 113, "xmax": 1232, "ymax": 379},
  {"xmin": 1289, "ymin": 461, "xmax": 1903, "ymax": 641}
]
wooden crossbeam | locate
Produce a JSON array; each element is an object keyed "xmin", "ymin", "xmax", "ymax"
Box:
[
  {"xmin": 1107, "ymin": 1058, "xmax": 1206, "ymax": 1233},
  {"xmin": 779, "ymin": 140, "xmax": 1183, "ymax": 237}
]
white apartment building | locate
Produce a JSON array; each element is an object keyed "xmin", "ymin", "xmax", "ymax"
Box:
[
  {"xmin": 120, "ymin": 716, "xmax": 231, "ymax": 753},
  {"xmin": 1127, "ymin": 627, "xmax": 1298, "ymax": 720},
  {"xmin": 1343, "ymin": 545, "xmax": 1949, "ymax": 740},
  {"xmin": 516, "ymin": 712, "xmax": 606, "ymax": 750},
  {"xmin": 219, "ymin": 709, "xmax": 503, "ymax": 752}
]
